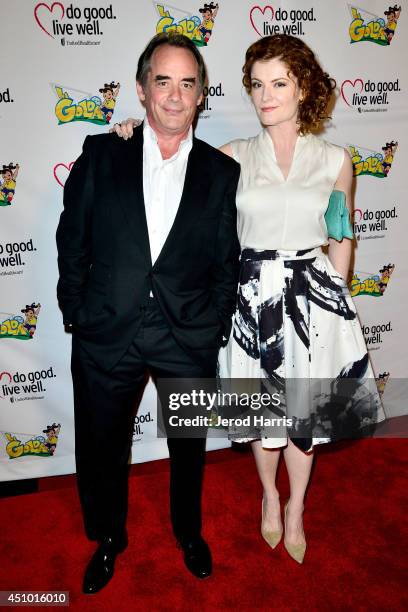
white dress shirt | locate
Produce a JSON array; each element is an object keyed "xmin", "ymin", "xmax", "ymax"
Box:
[{"xmin": 143, "ymin": 118, "xmax": 193, "ymax": 265}]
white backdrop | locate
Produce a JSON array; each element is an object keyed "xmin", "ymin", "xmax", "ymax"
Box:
[{"xmin": 0, "ymin": 0, "xmax": 406, "ymax": 480}]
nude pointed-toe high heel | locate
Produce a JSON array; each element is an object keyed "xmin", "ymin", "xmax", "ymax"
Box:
[
  {"xmin": 261, "ymin": 497, "xmax": 283, "ymax": 550},
  {"xmin": 284, "ymin": 500, "xmax": 306, "ymax": 564}
]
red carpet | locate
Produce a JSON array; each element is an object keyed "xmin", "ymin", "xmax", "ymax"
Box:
[{"xmin": 1, "ymin": 439, "xmax": 407, "ymax": 611}]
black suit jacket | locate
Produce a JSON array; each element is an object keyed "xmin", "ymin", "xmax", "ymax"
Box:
[{"xmin": 56, "ymin": 125, "xmax": 241, "ymax": 370}]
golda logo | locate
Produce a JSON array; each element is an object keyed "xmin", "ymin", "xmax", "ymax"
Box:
[
  {"xmin": 0, "ymin": 303, "xmax": 41, "ymax": 339},
  {"xmin": 2, "ymin": 423, "xmax": 61, "ymax": 458},
  {"xmin": 0, "ymin": 163, "xmax": 20, "ymax": 206},
  {"xmin": 350, "ymin": 264, "xmax": 395, "ymax": 297},
  {"xmin": 348, "ymin": 141, "xmax": 398, "ymax": 178},
  {"xmin": 53, "ymin": 82, "xmax": 120, "ymax": 125},
  {"xmin": 154, "ymin": 2, "xmax": 219, "ymax": 46},
  {"xmin": 375, "ymin": 372, "xmax": 390, "ymax": 395},
  {"xmin": 348, "ymin": 5, "xmax": 401, "ymax": 45}
]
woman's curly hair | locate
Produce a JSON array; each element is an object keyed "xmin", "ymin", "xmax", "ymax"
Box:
[{"xmin": 242, "ymin": 34, "xmax": 335, "ymax": 134}]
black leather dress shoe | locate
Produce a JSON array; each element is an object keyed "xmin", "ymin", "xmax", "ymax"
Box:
[
  {"xmin": 82, "ymin": 533, "xmax": 128, "ymax": 594},
  {"xmin": 178, "ymin": 536, "xmax": 212, "ymax": 579}
]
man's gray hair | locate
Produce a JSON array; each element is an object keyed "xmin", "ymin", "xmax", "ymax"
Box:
[{"xmin": 136, "ymin": 32, "xmax": 207, "ymax": 92}]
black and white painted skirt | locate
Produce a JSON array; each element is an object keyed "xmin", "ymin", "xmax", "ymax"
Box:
[{"xmin": 218, "ymin": 247, "xmax": 385, "ymax": 451}]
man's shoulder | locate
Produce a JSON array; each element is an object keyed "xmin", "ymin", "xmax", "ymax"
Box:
[
  {"xmin": 83, "ymin": 132, "xmax": 127, "ymax": 152},
  {"xmin": 193, "ymin": 136, "xmax": 240, "ymax": 173}
]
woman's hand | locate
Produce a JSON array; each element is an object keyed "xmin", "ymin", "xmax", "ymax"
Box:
[{"xmin": 109, "ymin": 118, "xmax": 142, "ymax": 140}]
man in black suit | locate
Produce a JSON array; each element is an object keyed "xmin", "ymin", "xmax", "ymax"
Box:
[{"xmin": 56, "ymin": 33, "xmax": 240, "ymax": 593}]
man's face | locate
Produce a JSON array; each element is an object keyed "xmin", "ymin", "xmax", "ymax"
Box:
[
  {"xmin": 137, "ymin": 44, "xmax": 203, "ymax": 137},
  {"xmin": 4, "ymin": 170, "xmax": 11, "ymax": 180},
  {"xmin": 105, "ymin": 89, "xmax": 113, "ymax": 100}
]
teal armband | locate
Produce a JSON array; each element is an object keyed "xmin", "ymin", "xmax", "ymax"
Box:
[{"xmin": 324, "ymin": 190, "xmax": 354, "ymax": 242}]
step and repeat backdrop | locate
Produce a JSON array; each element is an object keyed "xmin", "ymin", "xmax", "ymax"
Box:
[{"xmin": 0, "ymin": 0, "xmax": 407, "ymax": 480}]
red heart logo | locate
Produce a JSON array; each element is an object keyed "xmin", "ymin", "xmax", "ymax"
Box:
[
  {"xmin": 53, "ymin": 162, "xmax": 74, "ymax": 188},
  {"xmin": 34, "ymin": 2, "xmax": 65, "ymax": 39},
  {"xmin": 0, "ymin": 371, "xmax": 12, "ymax": 399},
  {"xmin": 341, "ymin": 79, "xmax": 364, "ymax": 107},
  {"xmin": 352, "ymin": 208, "xmax": 363, "ymax": 222},
  {"xmin": 250, "ymin": 5, "xmax": 275, "ymax": 37}
]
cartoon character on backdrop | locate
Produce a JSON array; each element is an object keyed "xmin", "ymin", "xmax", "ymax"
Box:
[
  {"xmin": 377, "ymin": 281, "xmax": 387, "ymax": 295},
  {"xmin": 379, "ymin": 263, "xmax": 395, "ymax": 286},
  {"xmin": 42, "ymin": 423, "xmax": 61, "ymax": 455},
  {"xmin": 383, "ymin": 5, "xmax": 401, "ymax": 43},
  {"xmin": 21, "ymin": 303, "xmax": 41, "ymax": 337},
  {"xmin": 381, "ymin": 141, "xmax": 398, "ymax": 175},
  {"xmin": 0, "ymin": 163, "xmax": 19, "ymax": 205},
  {"xmin": 198, "ymin": 2, "xmax": 218, "ymax": 44},
  {"xmin": 98, "ymin": 81, "xmax": 120, "ymax": 124},
  {"xmin": 376, "ymin": 372, "xmax": 390, "ymax": 395}
]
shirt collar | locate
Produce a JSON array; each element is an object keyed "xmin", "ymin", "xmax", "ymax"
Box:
[{"xmin": 143, "ymin": 115, "xmax": 193, "ymax": 162}]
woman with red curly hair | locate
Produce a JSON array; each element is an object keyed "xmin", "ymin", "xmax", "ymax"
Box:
[
  {"xmin": 112, "ymin": 34, "xmax": 383, "ymax": 565},
  {"xmin": 217, "ymin": 34, "xmax": 383, "ymax": 564}
]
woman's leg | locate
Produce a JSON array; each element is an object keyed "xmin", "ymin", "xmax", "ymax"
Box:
[
  {"xmin": 282, "ymin": 439, "xmax": 314, "ymax": 545},
  {"xmin": 251, "ymin": 441, "xmax": 282, "ymax": 531}
]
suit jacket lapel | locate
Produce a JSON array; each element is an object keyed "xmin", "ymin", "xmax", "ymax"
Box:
[
  {"xmin": 113, "ymin": 124, "xmax": 152, "ymax": 267},
  {"xmin": 153, "ymin": 138, "xmax": 208, "ymax": 268}
]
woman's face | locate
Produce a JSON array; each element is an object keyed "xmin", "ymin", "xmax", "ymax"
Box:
[{"xmin": 250, "ymin": 57, "xmax": 302, "ymax": 128}]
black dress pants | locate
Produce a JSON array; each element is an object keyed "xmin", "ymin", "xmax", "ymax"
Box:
[{"xmin": 71, "ymin": 298, "xmax": 216, "ymax": 543}]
